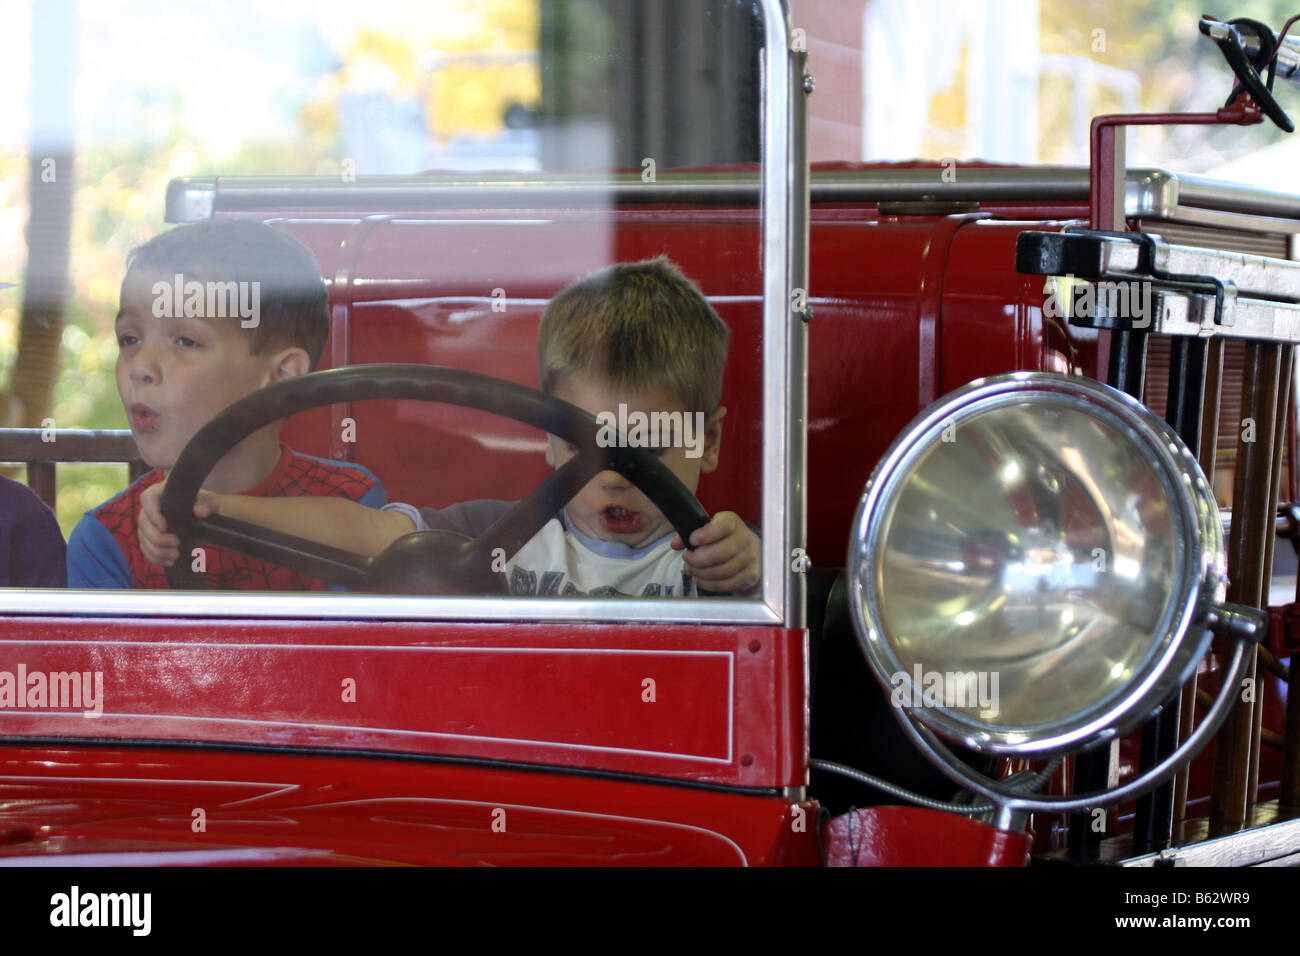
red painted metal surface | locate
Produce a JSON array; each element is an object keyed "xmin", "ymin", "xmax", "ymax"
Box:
[
  {"xmin": 264, "ymin": 212, "xmax": 1094, "ymax": 568},
  {"xmin": 0, "ymin": 620, "xmax": 806, "ymax": 790},
  {"xmin": 938, "ymin": 223, "xmax": 1097, "ymax": 392},
  {"xmin": 10, "ymin": 155, "xmax": 1291, "ymax": 863},
  {"xmin": 915, "ymin": 214, "xmax": 993, "ymax": 407},
  {"xmin": 10, "ymin": 179, "xmax": 1103, "ymax": 865},
  {"xmin": 1271, "ymin": 604, "xmax": 1300, "ymax": 656},
  {"xmin": 0, "ymin": 745, "xmax": 819, "ymax": 866},
  {"xmin": 821, "ymin": 806, "xmax": 1031, "ymax": 867}
]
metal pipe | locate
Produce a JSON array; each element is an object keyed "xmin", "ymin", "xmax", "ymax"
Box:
[
  {"xmin": 1251, "ymin": 346, "xmax": 1294, "ymax": 808},
  {"xmin": 1261, "ymin": 348, "xmax": 1292, "ymax": 592},
  {"xmin": 1249, "ymin": 676, "xmax": 1266, "ymax": 810},
  {"xmin": 1259, "ymin": 645, "xmax": 1291, "ymax": 682},
  {"xmin": 1198, "ymin": 687, "xmax": 1286, "ymax": 749},
  {"xmin": 1287, "ymin": 473, "xmax": 1300, "ymax": 810},
  {"xmin": 1177, "ymin": 339, "xmax": 1225, "ymax": 823},
  {"xmin": 161, "ymin": 166, "xmax": 1300, "ymax": 221},
  {"xmin": 1136, "ymin": 336, "xmax": 1208, "ymax": 851},
  {"xmin": 1072, "ymin": 146, "xmax": 1143, "ymax": 851},
  {"xmin": 1108, "ymin": 331, "xmax": 1148, "ymax": 399},
  {"xmin": 1211, "ymin": 342, "xmax": 1280, "ymax": 831}
]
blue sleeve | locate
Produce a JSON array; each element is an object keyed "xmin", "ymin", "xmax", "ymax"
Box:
[
  {"xmin": 67, "ymin": 514, "xmax": 131, "ymax": 589},
  {"xmin": 358, "ymin": 476, "xmax": 387, "ymax": 508}
]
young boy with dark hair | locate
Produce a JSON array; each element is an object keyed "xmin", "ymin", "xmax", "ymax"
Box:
[
  {"xmin": 69, "ymin": 220, "xmax": 386, "ymax": 589},
  {"xmin": 0, "ymin": 476, "xmax": 66, "ymax": 588},
  {"xmin": 139, "ymin": 257, "xmax": 759, "ymax": 596}
]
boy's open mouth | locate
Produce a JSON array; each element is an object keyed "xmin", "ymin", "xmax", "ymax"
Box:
[
  {"xmin": 129, "ymin": 403, "xmax": 159, "ymax": 432},
  {"xmin": 599, "ymin": 505, "xmax": 641, "ymax": 534}
]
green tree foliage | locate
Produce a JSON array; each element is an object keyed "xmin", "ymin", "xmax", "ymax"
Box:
[
  {"xmin": 4, "ymin": 0, "xmax": 542, "ymax": 540},
  {"xmin": 1039, "ymin": 0, "xmax": 1299, "ymax": 164}
]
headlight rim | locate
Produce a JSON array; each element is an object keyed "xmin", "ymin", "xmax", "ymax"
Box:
[{"xmin": 847, "ymin": 371, "xmax": 1225, "ymax": 756}]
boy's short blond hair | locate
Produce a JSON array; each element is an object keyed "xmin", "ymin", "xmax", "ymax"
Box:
[{"xmin": 538, "ymin": 257, "xmax": 729, "ymax": 413}]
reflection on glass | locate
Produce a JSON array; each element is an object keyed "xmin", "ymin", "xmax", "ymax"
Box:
[{"xmin": 1, "ymin": 1, "xmax": 768, "ymax": 604}]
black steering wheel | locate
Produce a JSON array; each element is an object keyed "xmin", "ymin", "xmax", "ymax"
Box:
[{"xmin": 160, "ymin": 364, "xmax": 712, "ymax": 594}]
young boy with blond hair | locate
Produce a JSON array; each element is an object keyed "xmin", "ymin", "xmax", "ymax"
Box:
[
  {"xmin": 69, "ymin": 220, "xmax": 386, "ymax": 589},
  {"xmin": 139, "ymin": 257, "xmax": 758, "ymax": 596}
]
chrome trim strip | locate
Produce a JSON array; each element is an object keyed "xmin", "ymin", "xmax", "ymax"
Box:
[
  {"xmin": 0, "ymin": 589, "xmax": 784, "ymax": 624},
  {"xmin": 1176, "ymin": 175, "xmax": 1300, "ymax": 221},
  {"xmin": 1145, "ymin": 204, "xmax": 1300, "ymax": 236},
  {"xmin": 164, "ymin": 178, "xmax": 215, "ymax": 223},
  {"xmin": 1126, "ymin": 168, "xmax": 1178, "ymax": 220},
  {"xmin": 775, "ymin": 35, "xmax": 809, "ymax": 628},
  {"xmin": 757, "ymin": 0, "xmax": 796, "ymax": 625},
  {"xmin": 166, "ymin": 167, "xmax": 1300, "ymax": 223}
]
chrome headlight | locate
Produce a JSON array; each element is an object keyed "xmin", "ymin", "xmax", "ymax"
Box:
[{"xmin": 848, "ymin": 372, "xmax": 1227, "ymax": 756}]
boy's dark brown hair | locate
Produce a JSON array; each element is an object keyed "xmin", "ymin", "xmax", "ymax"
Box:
[
  {"xmin": 538, "ymin": 257, "xmax": 730, "ymax": 413},
  {"xmin": 125, "ymin": 220, "xmax": 329, "ymax": 368}
]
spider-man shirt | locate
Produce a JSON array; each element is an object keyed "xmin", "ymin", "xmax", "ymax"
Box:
[{"xmin": 66, "ymin": 445, "xmax": 386, "ymax": 590}]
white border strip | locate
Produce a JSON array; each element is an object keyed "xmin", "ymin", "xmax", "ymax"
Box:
[{"xmin": 0, "ymin": 589, "xmax": 784, "ymax": 623}]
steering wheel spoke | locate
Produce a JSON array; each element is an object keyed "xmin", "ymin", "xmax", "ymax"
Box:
[{"xmin": 461, "ymin": 454, "xmax": 601, "ymax": 571}]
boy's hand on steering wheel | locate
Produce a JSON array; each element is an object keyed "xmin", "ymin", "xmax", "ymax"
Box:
[
  {"xmin": 672, "ymin": 510, "xmax": 761, "ymax": 596},
  {"xmin": 139, "ymin": 479, "xmax": 222, "ymax": 568}
]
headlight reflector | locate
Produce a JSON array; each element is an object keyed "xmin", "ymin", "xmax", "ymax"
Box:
[{"xmin": 848, "ymin": 372, "xmax": 1226, "ymax": 755}]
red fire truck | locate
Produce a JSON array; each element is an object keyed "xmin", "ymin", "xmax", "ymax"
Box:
[{"xmin": 2, "ymin": 4, "xmax": 1300, "ymax": 868}]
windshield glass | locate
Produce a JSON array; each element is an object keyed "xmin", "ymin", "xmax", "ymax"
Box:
[{"xmin": 1, "ymin": 0, "xmax": 780, "ymax": 617}]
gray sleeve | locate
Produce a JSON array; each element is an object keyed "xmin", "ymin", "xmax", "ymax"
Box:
[{"xmin": 416, "ymin": 499, "xmax": 516, "ymax": 537}]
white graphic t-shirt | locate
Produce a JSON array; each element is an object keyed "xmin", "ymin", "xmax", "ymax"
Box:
[{"xmin": 382, "ymin": 500, "xmax": 697, "ymax": 597}]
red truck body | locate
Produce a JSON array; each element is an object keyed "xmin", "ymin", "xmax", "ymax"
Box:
[{"xmin": 4, "ymin": 5, "xmax": 1300, "ymax": 869}]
